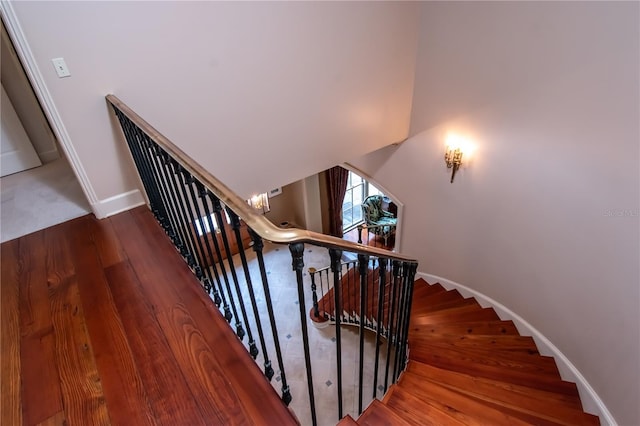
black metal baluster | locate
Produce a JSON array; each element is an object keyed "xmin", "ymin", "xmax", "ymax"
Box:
[
  {"xmin": 144, "ymin": 142, "xmax": 185, "ymax": 250},
  {"xmin": 309, "ymin": 268, "xmax": 320, "ymax": 318},
  {"xmin": 372, "ymin": 257, "xmax": 387, "ymax": 399},
  {"xmin": 329, "ymin": 248, "xmax": 343, "ymax": 420},
  {"xmin": 384, "ymin": 260, "xmax": 401, "ymax": 392},
  {"xmin": 187, "ymin": 181, "xmax": 222, "ymax": 306},
  {"xmin": 209, "ymin": 194, "xmax": 243, "ymax": 337},
  {"xmin": 399, "ymin": 263, "xmax": 417, "ymax": 371},
  {"xmin": 357, "ymin": 253, "xmax": 369, "ymax": 414},
  {"xmin": 227, "ymin": 209, "xmax": 261, "ymax": 359},
  {"xmin": 247, "ymin": 230, "xmax": 280, "ymax": 383},
  {"xmin": 174, "ymin": 166, "xmax": 215, "ymax": 285},
  {"xmin": 112, "ymin": 110, "xmax": 165, "ymax": 224},
  {"xmin": 392, "ymin": 262, "xmax": 408, "ymax": 382},
  {"xmin": 156, "ymin": 152, "xmax": 196, "ymax": 262},
  {"xmin": 180, "ymin": 170, "xmax": 227, "ymax": 301},
  {"xmin": 217, "ymin": 205, "xmax": 253, "ymax": 343},
  {"xmin": 290, "ymin": 243, "xmax": 317, "ymax": 426},
  {"xmin": 163, "ymin": 158, "xmax": 201, "ymax": 269},
  {"xmin": 198, "ymin": 187, "xmax": 232, "ymax": 321}
]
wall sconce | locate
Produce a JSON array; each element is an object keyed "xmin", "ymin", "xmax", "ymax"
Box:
[
  {"xmin": 247, "ymin": 192, "xmax": 270, "ymax": 214},
  {"xmin": 444, "ymin": 134, "xmax": 470, "ymax": 183}
]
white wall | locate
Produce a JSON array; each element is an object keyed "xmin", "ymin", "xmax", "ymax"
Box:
[
  {"xmin": 351, "ymin": 2, "xmax": 639, "ymax": 425},
  {"xmin": 8, "ymin": 1, "xmax": 419, "ymax": 212}
]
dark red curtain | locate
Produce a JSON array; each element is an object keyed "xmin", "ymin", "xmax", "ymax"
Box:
[{"xmin": 326, "ymin": 166, "xmax": 350, "ymax": 238}]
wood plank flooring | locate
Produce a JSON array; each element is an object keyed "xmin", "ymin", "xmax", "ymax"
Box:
[{"xmin": 1, "ymin": 207, "xmax": 297, "ymax": 426}]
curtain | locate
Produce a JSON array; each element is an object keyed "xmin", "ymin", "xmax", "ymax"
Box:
[{"xmin": 326, "ymin": 166, "xmax": 349, "ymax": 238}]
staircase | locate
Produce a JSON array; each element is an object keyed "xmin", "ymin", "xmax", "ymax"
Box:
[{"xmin": 337, "ymin": 278, "xmax": 600, "ymax": 425}]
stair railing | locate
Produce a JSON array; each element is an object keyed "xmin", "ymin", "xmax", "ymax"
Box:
[{"xmin": 106, "ymin": 94, "xmax": 418, "ymax": 426}]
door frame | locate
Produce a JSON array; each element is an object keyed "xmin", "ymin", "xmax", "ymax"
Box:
[{"xmin": 0, "ymin": 1, "xmax": 98, "ymax": 213}]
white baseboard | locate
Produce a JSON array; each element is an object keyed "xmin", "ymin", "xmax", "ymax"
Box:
[
  {"xmin": 38, "ymin": 149, "xmax": 60, "ymax": 163},
  {"xmin": 416, "ymin": 271, "xmax": 616, "ymax": 426},
  {"xmin": 91, "ymin": 189, "xmax": 145, "ymax": 219}
]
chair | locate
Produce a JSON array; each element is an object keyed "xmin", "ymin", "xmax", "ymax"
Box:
[{"xmin": 360, "ymin": 195, "xmax": 397, "ymax": 246}]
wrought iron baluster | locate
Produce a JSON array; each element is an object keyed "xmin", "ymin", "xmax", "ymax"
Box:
[
  {"xmin": 384, "ymin": 260, "xmax": 401, "ymax": 392},
  {"xmin": 227, "ymin": 209, "xmax": 262, "ymax": 359},
  {"xmin": 373, "ymin": 257, "xmax": 387, "ymax": 399},
  {"xmin": 198, "ymin": 187, "xmax": 232, "ymax": 321},
  {"xmin": 309, "ymin": 268, "xmax": 319, "ymax": 318},
  {"xmin": 209, "ymin": 194, "xmax": 243, "ymax": 337},
  {"xmin": 290, "ymin": 243, "xmax": 317, "ymax": 426},
  {"xmin": 329, "ymin": 248, "xmax": 343, "ymax": 421},
  {"xmin": 357, "ymin": 253, "xmax": 369, "ymax": 414},
  {"xmin": 399, "ymin": 263, "xmax": 418, "ymax": 371},
  {"xmin": 393, "ymin": 262, "xmax": 408, "ymax": 382}
]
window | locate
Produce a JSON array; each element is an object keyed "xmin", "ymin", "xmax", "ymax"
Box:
[{"xmin": 342, "ymin": 171, "xmax": 382, "ymax": 231}]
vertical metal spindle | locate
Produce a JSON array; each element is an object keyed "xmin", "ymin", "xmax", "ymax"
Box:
[
  {"xmin": 357, "ymin": 253, "xmax": 369, "ymax": 414},
  {"xmin": 209, "ymin": 194, "xmax": 243, "ymax": 337},
  {"xmin": 198, "ymin": 187, "xmax": 233, "ymax": 321},
  {"xmin": 113, "ymin": 110, "xmax": 164, "ymax": 222},
  {"xmin": 248, "ymin": 230, "xmax": 280, "ymax": 383},
  {"xmin": 329, "ymin": 248, "xmax": 343, "ymax": 420},
  {"xmin": 393, "ymin": 262, "xmax": 408, "ymax": 382},
  {"xmin": 309, "ymin": 268, "xmax": 320, "ymax": 318},
  {"xmin": 144, "ymin": 142, "xmax": 185, "ymax": 248},
  {"xmin": 399, "ymin": 263, "xmax": 417, "ymax": 371},
  {"xmin": 372, "ymin": 257, "xmax": 387, "ymax": 399},
  {"xmin": 163, "ymin": 158, "xmax": 201, "ymax": 268},
  {"xmin": 216, "ymin": 205, "xmax": 253, "ymax": 343},
  {"xmin": 290, "ymin": 243, "xmax": 317, "ymax": 426},
  {"xmin": 228, "ymin": 209, "xmax": 262, "ymax": 359},
  {"xmin": 384, "ymin": 260, "xmax": 401, "ymax": 392}
]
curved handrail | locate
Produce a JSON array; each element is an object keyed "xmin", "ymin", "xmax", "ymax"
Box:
[{"xmin": 107, "ymin": 94, "xmax": 416, "ymax": 262}]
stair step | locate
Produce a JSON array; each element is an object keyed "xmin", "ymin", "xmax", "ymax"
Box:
[
  {"xmin": 397, "ymin": 372, "xmax": 536, "ymax": 426},
  {"xmin": 337, "ymin": 414, "xmax": 359, "ymax": 425},
  {"xmin": 411, "ymin": 297, "xmax": 481, "ymax": 314},
  {"xmin": 358, "ymin": 399, "xmax": 412, "ymax": 426},
  {"xmin": 410, "ymin": 320, "xmax": 520, "ymax": 336},
  {"xmin": 403, "ymin": 365, "xmax": 598, "ymax": 424},
  {"xmin": 411, "ymin": 307, "xmax": 500, "ymax": 325},
  {"xmin": 384, "ymin": 386, "xmax": 471, "ymax": 425},
  {"xmin": 412, "ymin": 280, "xmax": 446, "ymax": 296},
  {"xmin": 407, "ymin": 361, "xmax": 583, "ymax": 409},
  {"xmin": 409, "ymin": 334, "xmax": 539, "ymax": 353},
  {"xmin": 411, "ymin": 288, "xmax": 463, "ymax": 305},
  {"xmin": 411, "ymin": 341, "xmax": 558, "ymax": 371},
  {"xmin": 409, "ymin": 345, "xmax": 577, "ymax": 394}
]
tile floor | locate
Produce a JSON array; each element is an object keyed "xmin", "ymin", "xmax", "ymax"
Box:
[{"xmin": 216, "ymin": 241, "xmax": 394, "ymax": 426}]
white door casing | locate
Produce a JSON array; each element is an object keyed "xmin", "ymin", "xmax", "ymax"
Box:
[{"xmin": 1, "ymin": 84, "xmax": 41, "ymax": 177}]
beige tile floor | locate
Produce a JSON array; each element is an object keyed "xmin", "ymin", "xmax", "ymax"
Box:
[{"xmin": 216, "ymin": 241, "xmax": 394, "ymax": 426}]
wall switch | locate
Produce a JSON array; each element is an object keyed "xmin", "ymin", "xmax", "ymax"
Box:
[{"xmin": 51, "ymin": 57, "xmax": 71, "ymax": 78}]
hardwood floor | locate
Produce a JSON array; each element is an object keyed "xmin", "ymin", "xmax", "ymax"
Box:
[{"xmin": 1, "ymin": 207, "xmax": 297, "ymax": 426}]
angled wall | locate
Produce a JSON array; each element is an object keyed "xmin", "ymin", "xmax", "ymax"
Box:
[{"xmin": 350, "ymin": 2, "xmax": 639, "ymax": 424}]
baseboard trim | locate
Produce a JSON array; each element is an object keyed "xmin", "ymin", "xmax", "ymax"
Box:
[
  {"xmin": 416, "ymin": 271, "xmax": 617, "ymax": 426},
  {"xmin": 92, "ymin": 189, "xmax": 145, "ymax": 219}
]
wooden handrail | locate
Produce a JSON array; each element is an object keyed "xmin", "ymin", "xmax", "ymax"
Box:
[{"xmin": 106, "ymin": 94, "xmax": 417, "ymax": 262}]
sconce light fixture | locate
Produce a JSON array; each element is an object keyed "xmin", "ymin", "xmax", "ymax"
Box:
[
  {"xmin": 444, "ymin": 134, "xmax": 468, "ymax": 183},
  {"xmin": 247, "ymin": 192, "xmax": 270, "ymax": 214}
]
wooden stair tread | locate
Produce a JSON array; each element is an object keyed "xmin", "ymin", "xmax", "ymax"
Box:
[
  {"xmin": 409, "ymin": 334, "xmax": 539, "ymax": 352},
  {"xmin": 337, "ymin": 414, "xmax": 359, "ymax": 425},
  {"xmin": 411, "ymin": 297, "xmax": 481, "ymax": 314},
  {"xmin": 410, "ymin": 341, "xmax": 560, "ymax": 373},
  {"xmin": 403, "ymin": 365, "xmax": 597, "ymax": 425},
  {"xmin": 384, "ymin": 386, "xmax": 471, "ymax": 426},
  {"xmin": 397, "ymin": 373, "xmax": 534, "ymax": 426},
  {"xmin": 358, "ymin": 399, "xmax": 412, "ymax": 426},
  {"xmin": 410, "ymin": 307, "xmax": 500, "ymax": 325},
  {"xmin": 407, "ymin": 361, "xmax": 583, "ymax": 409},
  {"xmin": 410, "ymin": 320, "xmax": 520, "ymax": 336}
]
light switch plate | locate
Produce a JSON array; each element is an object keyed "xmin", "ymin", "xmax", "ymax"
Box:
[{"xmin": 51, "ymin": 57, "xmax": 71, "ymax": 78}]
